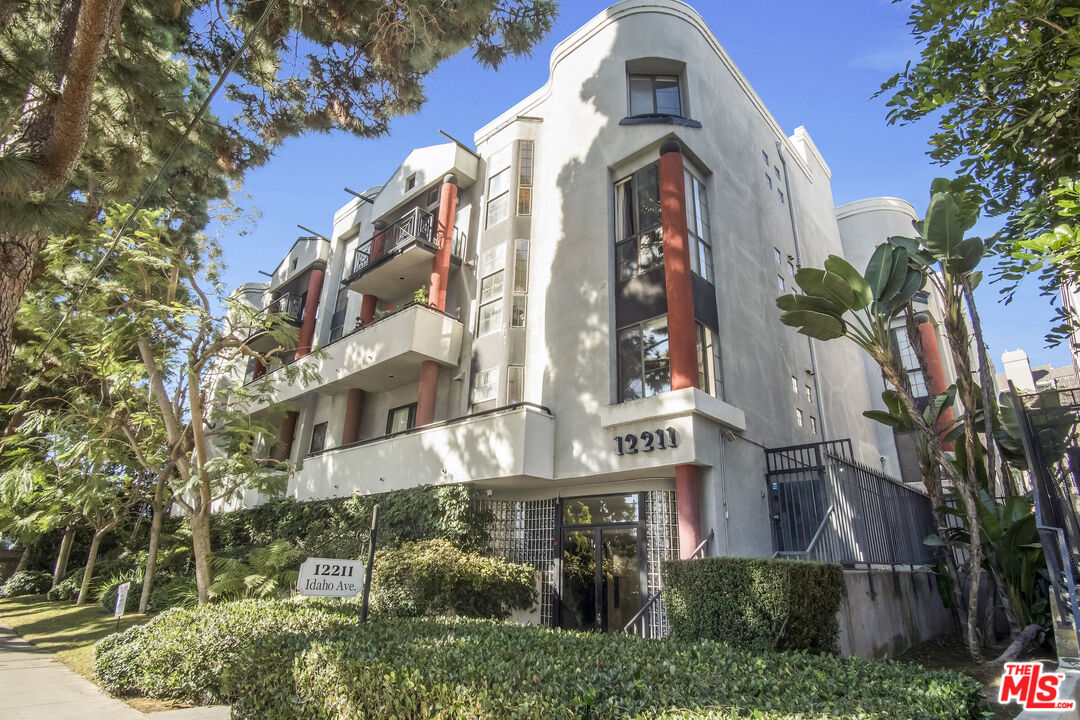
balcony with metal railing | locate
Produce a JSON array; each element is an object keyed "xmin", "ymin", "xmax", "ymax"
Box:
[
  {"xmin": 243, "ymin": 292, "xmax": 304, "ymax": 353},
  {"xmin": 344, "ymin": 206, "xmax": 467, "ymax": 298}
]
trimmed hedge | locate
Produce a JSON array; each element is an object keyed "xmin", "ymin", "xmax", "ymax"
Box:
[
  {"xmin": 0, "ymin": 570, "xmax": 52, "ymax": 597},
  {"xmin": 95, "ymin": 600, "xmax": 985, "ymax": 719},
  {"xmin": 664, "ymin": 556, "xmax": 843, "ymax": 654},
  {"xmin": 371, "ymin": 538, "xmax": 535, "ymax": 619}
]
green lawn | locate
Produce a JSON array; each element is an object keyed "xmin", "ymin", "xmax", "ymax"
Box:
[{"xmin": 0, "ymin": 595, "xmax": 150, "ymax": 679}]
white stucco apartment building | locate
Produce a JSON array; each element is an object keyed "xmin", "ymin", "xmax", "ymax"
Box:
[{"xmin": 228, "ymin": 0, "xmax": 956, "ymax": 637}]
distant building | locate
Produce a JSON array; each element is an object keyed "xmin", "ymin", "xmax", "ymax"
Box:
[{"xmin": 998, "ymin": 348, "xmax": 1080, "ymax": 393}]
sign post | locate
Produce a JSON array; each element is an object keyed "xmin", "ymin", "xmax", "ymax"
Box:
[
  {"xmin": 360, "ymin": 503, "xmax": 379, "ymax": 624},
  {"xmin": 114, "ymin": 581, "xmax": 131, "ymax": 632}
]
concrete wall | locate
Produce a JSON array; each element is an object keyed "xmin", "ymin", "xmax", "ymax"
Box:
[{"xmin": 838, "ymin": 567, "xmax": 953, "ymax": 658}]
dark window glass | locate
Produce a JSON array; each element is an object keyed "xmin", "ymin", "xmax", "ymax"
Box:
[
  {"xmin": 617, "ymin": 316, "xmax": 671, "ymax": 402},
  {"xmin": 309, "ymin": 422, "xmax": 327, "ymax": 454},
  {"xmin": 628, "ymin": 74, "xmax": 682, "ymax": 116},
  {"xmin": 386, "ymin": 403, "xmax": 417, "ymax": 434},
  {"xmin": 613, "ymin": 163, "xmax": 662, "ymax": 280},
  {"xmin": 654, "ymin": 77, "xmax": 681, "ymax": 115},
  {"xmin": 562, "ymin": 494, "xmax": 639, "ymax": 525}
]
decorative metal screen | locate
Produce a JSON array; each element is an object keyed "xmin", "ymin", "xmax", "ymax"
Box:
[
  {"xmin": 480, "ymin": 498, "xmax": 555, "ymax": 626},
  {"xmin": 645, "ymin": 489, "xmax": 679, "ymax": 638}
]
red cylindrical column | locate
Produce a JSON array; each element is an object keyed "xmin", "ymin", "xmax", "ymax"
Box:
[
  {"xmin": 271, "ymin": 410, "xmax": 299, "ymax": 462},
  {"xmin": 295, "ymin": 265, "xmax": 325, "ymax": 358},
  {"xmin": 359, "ymin": 223, "xmax": 386, "ymax": 325},
  {"xmin": 342, "ymin": 388, "xmax": 364, "ymax": 445},
  {"xmin": 359, "ymin": 295, "xmax": 377, "ymax": 325},
  {"xmin": 428, "ymin": 174, "xmax": 458, "ymax": 312},
  {"xmin": 415, "ymin": 360, "xmax": 439, "ymax": 426},
  {"xmin": 659, "ymin": 140, "xmax": 698, "ymax": 391},
  {"xmin": 919, "ymin": 320, "xmax": 955, "ymax": 451},
  {"xmin": 660, "ymin": 139, "xmax": 704, "ymax": 556},
  {"xmin": 675, "ymin": 465, "xmax": 702, "ymax": 559}
]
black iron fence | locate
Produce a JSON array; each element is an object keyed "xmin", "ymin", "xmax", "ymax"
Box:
[
  {"xmin": 351, "ymin": 207, "xmax": 467, "ymax": 277},
  {"xmin": 766, "ymin": 440, "xmax": 936, "ymax": 565}
]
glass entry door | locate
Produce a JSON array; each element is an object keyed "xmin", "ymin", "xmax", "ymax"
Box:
[{"xmin": 558, "ymin": 494, "xmax": 645, "ymax": 632}]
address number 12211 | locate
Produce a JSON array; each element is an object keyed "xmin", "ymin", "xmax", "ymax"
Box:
[{"xmin": 614, "ymin": 428, "xmax": 678, "ymax": 455}]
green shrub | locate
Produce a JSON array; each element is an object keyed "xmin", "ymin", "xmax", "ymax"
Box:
[
  {"xmin": 663, "ymin": 556, "xmax": 843, "ymax": 654},
  {"xmin": 0, "ymin": 570, "xmax": 52, "ymax": 597},
  {"xmin": 96, "ymin": 600, "xmax": 984, "ymax": 719},
  {"xmin": 370, "ymin": 538, "xmax": 535, "ymax": 619},
  {"xmin": 209, "ymin": 539, "xmax": 302, "ymax": 601},
  {"xmin": 93, "ymin": 599, "xmax": 363, "ymax": 704},
  {"xmin": 46, "ymin": 574, "xmax": 80, "ymax": 602},
  {"xmin": 229, "ymin": 617, "xmax": 985, "ymax": 720},
  {"xmin": 147, "ymin": 575, "xmax": 198, "ymax": 612}
]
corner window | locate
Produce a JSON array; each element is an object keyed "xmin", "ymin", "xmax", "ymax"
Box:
[
  {"xmin": 696, "ymin": 323, "xmax": 721, "ymax": 398},
  {"xmin": 617, "ymin": 316, "xmax": 670, "ymax": 402},
  {"xmin": 309, "ymin": 422, "xmax": 327, "ymax": 454},
  {"xmin": 386, "ymin": 403, "xmax": 417, "ymax": 434},
  {"xmin": 628, "ymin": 74, "xmax": 681, "ymax": 116},
  {"xmin": 614, "ymin": 163, "xmax": 662, "ymax": 281},
  {"xmin": 473, "ymin": 368, "xmax": 499, "ymax": 404},
  {"xmin": 684, "ymin": 170, "xmax": 712, "ymax": 283},
  {"xmin": 507, "ymin": 365, "xmax": 524, "ymax": 404}
]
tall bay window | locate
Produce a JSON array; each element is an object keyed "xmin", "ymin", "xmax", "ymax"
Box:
[
  {"xmin": 891, "ymin": 328, "xmax": 929, "ymax": 400},
  {"xmin": 486, "ymin": 144, "xmax": 512, "ymax": 228},
  {"xmin": 517, "ymin": 141, "xmax": 534, "ymax": 215},
  {"xmin": 614, "ymin": 163, "xmax": 662, "ymax": 281},
  {"xmin": 684, "ymin": 170, "xmax": 713, "ymax": 283}
]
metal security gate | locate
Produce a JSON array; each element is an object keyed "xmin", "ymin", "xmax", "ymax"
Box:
[{"xmin": 766, "ymin": 440, "xmax": 936, "ymax": 565}]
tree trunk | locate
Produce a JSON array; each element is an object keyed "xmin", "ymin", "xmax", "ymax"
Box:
[
  {"xmin": 76, "ymin": 530, "xmax": 105, "ymax": 606},
  {"xmin": 52, "ymin": 523, "xmax": 76, "ymax": 587},
  {"xmin": 964, "ymin": 284, "xmax": 1000, "ymax": 497},
  {"xmin": 14, "ymin": 546, "xmax": 30, "ymax": 573},
  {"xmin": 0, "ymin": 232, "xmax": 44, "ymax": 380},
  {"xmin": 189, "ymin": 507, "xmax": 212, "ymax": 604},
  {"xmin": 139, "ymin": 474, "xmax": 167, "ymax": 613}
]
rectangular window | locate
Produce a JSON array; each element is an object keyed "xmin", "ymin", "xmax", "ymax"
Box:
[
  {"xmin": 805, "ymin": 385, "xmax": 812, "ymax": 403},
  {"xmin": 309, "ymin": 422, "xmax": 327, "ymax": 454},
  {"xmin": 788, "ymin": 260, "xmax": 796, "ymax": 276},
  {"xmin": 386, "ymin": 403, "xmax": 417, "ymax": 434},
  {"xmin": 696, "ymin": 323, "xmax": 721, "ymax": 397},
  {"xmin": 796, "ymin": 408, "xmax": 804, "ymax": 427},
  {"xmin": 480, "ymin": 244, "xmax": 505, "ymax": 277},
  {"xmin": 628, "ymin": 74, "xmax": 681, "ymax": 116},
  {"xmin": 329, "ymin": 287, "xmax": 348, "ymax": 341},
  {"xmin": 810, "ymin": 416, "xmax": 818, "ymax": 434},
  {"xmin": 513, "ymin": 240, "xmax": 529, "ymax": 293},
  {"xmin": 684, "ymin": 170, "xmax": 712, "ymax": 283},
  {"xmin": 425, "ymin": 186, "xmax": 440, "ymax": 207},
  {"xmin": 480, "ymin": 270, "xmax": 504, "ymax": 304},
  {"xmin": 617, "ymin": 316, "xmax": 670, "ymax": 402},
  {"xmin": 614, "ymin": 163, "xmax": 663, "ymax": 280},
  {"xmin": 517, "ymin": 141, "xmax": 534, "ymax": 215},
  {"xmin": 511, "ymin": 295, "xmax": 526, "ymax": 327},
  {"xmin": 507, "ymin": 365, "xmax": 524, "ymax": 404},
  {"xmin": 892, "ymin": 328, "xmax": 929, "ymax": 398},
  {"xmin": 485, "ymin": 146, "xmax": 512, "ymax": 228},
  {"xmin": 406, "ymin": 173, "xmax": 416, "ymax": 190},
  {"xmin": 777, "ymin": 274, "xmax": 785, "ymax": 291},
  {"xmin": 791, "ymin": 376, "xmax": 799, "ymax": 394},
  {"xmin": 478, "ymin": 298, "xmax": 503, "ymax": 336},
  {"xmin": 774, "ymin": 248, "xmax": 782, "ymax": 263},
  {"xmin": 473, "ymin": 368, "xmax": 499, "ymax": 404}
]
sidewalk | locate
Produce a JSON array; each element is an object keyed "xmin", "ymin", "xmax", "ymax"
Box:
[{"xmin": 0, "ymin": 625, "xmax": 229, "ymax": 720}]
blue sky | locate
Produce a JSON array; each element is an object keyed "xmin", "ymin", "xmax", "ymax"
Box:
[{"xmin": 215, "ymin": 0, "xmax": 1060, "ymax": 370}]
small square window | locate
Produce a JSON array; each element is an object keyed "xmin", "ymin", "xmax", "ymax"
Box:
[
  {"xmin": 309, "ymin": 422, "xmax": 327, "ymax": 454},
  {"xmin": 291, "ymin": 258, "xmax": 298, "ymax": 270},
  {"xmin": 425, "ymin": 187, "xmax": 440, "ymax": 206},
  {"xmin": 777, "ymin": 274, "xmax": 785, "ymax": 291},
  {"xmin": 796, "ymin": 408, "xmax": 804, "ymax": 427},
  {"xmin": 809, "ymin": 416, "xmax": 818, "ymax": 434},
  {"xmin": 406, "ymin": 173, "xmax": 416, "ymax": 190},
  {"xmin": 386, "ymin": 403, "xmax": 417, "ymax": 434}
]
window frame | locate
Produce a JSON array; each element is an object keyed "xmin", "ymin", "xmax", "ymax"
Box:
[
  {"xmin": 517, "ymin": 141, "xmax": 534, "ymax": 216},
  {"xmin": 627, "ymin": 73, "xmax": 683, "ymax": 117},
  {"xmin": 386, "ymin": 403, "xmax": 417, "ymax": 435},
  {"xmin": 507, "ymin": 365, "xmax": 524, "ymax": 404},
  {"xmin": 617, "ymin": 315, "xmax": 671, "ymax": 403},
  {"xmin": 614, "ymin": 162, "xmax": 663, "ymax": 281},
  {"xmin": 485, "ymin": 144, "xmax": 513, "ymax": 228},
  {"xmin": 684, "ymin": 169, "xmax": 713, "ymax": 283},
  {"xmin": 473, "ymin": 367, "xmax": 500, "ymax": 404},
  {"xmin": 309, "ymin": 421, "xmax": 328, "ymax": 454}
]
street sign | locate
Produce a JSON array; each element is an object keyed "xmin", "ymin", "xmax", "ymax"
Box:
[
  {"xmin": 296, "ymin": 557, "xmax": 365, "ymax": 597},
  {"xmin": 114, "ymin": 581, "xmax": 131, "ymax": 618}
]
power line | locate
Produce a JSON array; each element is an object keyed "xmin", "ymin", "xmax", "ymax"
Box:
[{"xmin": 23, "ymin": 0, "xmax": 280, "ymax": 380}]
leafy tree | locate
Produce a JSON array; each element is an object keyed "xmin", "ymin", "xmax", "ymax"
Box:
[
  {"xmin": 0, "ymin": 0, "xmax": 557, "ymax": 380},
  {"xmin": 878, "ymin": 1, "xmax": 1080, "ymax": 322}
]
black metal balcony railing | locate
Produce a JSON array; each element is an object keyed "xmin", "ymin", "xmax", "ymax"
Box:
[
  {"xmin": 351, "ymin": 207, "xmax": 468, "ymax": 278},
  {"xmin": 265, "ymin": 292, "xmax": 304, "ymax": 324}
]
